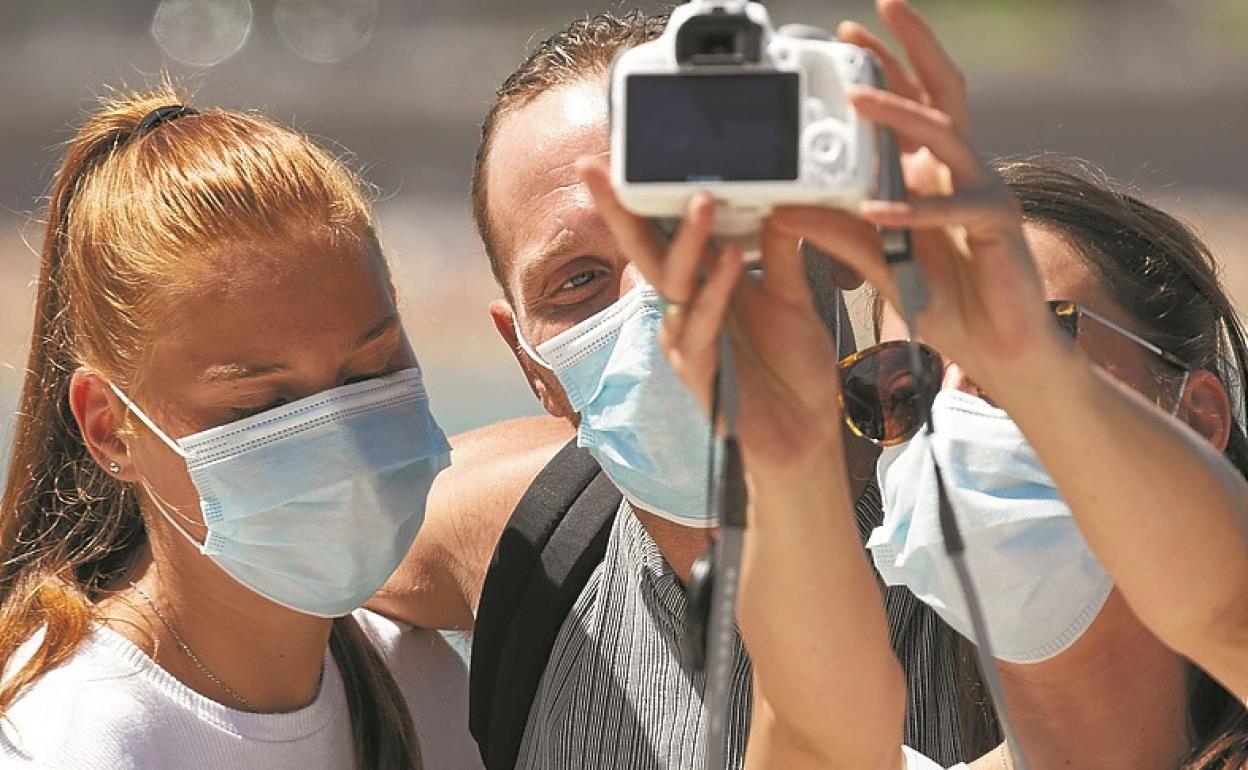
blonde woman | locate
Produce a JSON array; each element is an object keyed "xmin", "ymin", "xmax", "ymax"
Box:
[{"xmin": 0, "ymin": 88, "xmax": 481, "ymax": 769}]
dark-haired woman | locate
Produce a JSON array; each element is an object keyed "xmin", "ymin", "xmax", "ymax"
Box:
[
  {"xmin": 581, "ymin": 0, "xmax": 1248, "ymax": 767},
  {"xmin": 0, "ymin": 87, "xmax": 482, "ymax": 768}
]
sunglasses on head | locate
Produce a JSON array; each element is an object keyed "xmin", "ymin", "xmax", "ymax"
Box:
[{"xmin": 839, "ymin": 300, "xmax": 1193, "ymax": 447}]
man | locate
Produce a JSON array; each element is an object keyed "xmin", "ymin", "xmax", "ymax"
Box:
[{"xmin": 372, "ymin": 10, "xmax": 985, "ymax": 769}]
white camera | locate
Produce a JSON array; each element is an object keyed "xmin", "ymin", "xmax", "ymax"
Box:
[{"xmin": 609, "ymin": 0, "xmax": 887, "ymax": 238}]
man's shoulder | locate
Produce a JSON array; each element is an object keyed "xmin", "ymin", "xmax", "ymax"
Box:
[
  {"xmin": 435, "ymin": 415, "xmax": 575, "ymax": 518},
  {"xmin": 372, "ymin": 416, "xmax": 574, "ymax": 629}
]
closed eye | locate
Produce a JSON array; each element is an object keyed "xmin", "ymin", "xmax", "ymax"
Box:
[
  {"xmin": 229, "ymin": 398, "xmax": 290, "ymax": 422},
  {"xmin": 343, "ymin": 367, "xmax": 391, "ymax": 387}
]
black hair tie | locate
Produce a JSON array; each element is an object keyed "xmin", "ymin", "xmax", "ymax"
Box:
[{"xmin": 135, "ymin": 105, "xmax": 199, "ymax": 137}]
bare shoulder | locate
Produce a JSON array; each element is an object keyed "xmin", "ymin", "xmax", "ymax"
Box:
[
  {"xmin": 435, "ymin": 415, "xmax": 574, "ymax": 517},
  {"xmin": 430, "ymin": 416, "xmax": 575, "ymax": 604},
  {"xmin": 447, "ymin": 415, "xmax": 574, "ymax": 480},
  {"xmin": 371, "ymin": 416, "xmax": 573, "ymax": 629}
]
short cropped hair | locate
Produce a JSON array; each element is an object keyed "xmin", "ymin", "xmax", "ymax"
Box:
[{"xmin": 470, "ymin": 10, "xmax": 669, "ymax": 294}]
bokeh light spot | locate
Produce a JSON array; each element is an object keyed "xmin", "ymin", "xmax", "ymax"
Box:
[
  {"xmin": 274, "ymin": 0, "xmax": 378, "ymax": 64},
  {"xmin": 152, "ymin": 0, "xmax": 253, "ymax": 67}
]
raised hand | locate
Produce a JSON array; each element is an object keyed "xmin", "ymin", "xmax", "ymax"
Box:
[
  {"xmin": 773, "ymin": 0, "xmax": 1064, "ymax": 399},
  {"xmin": 577, "ymin": 158, "xmax": 849, "ymax": 475}
]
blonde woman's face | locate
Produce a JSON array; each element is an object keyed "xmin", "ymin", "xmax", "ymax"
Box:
[{"xmin": 121, "ymin": 239, "xmax": 412, "ymax": 545}]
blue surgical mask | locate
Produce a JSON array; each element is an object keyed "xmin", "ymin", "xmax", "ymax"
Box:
[
  {"xmin": 867, "ymin": 389, "xmax": 1112, "ymax": 663},
  {"xmin": 111, "ymin": 367, "xmax": 450, "ymax": 618},
  {"xmin": 516, "ymin": 284, "xmax": 714, "ymax": 527}
]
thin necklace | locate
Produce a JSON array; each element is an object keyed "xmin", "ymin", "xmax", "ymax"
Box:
[
  {"xmin": 999, "ymin": 743, "xmax": 1010, "ymax": 769},
  {"xmin": 129, "ymin": 581, "xmax": 254, "ymax": 711}
]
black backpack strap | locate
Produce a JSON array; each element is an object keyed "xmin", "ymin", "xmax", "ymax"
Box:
[{"xmin": 470, "ymin": 439, "xmax": 622, "ymax": 770}]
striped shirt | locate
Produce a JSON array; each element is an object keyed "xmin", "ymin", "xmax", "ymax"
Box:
[
  {"xmin": 516, "ymin": 501, "xmax": 752, "ymax": 769},
  {"xmin": 517, "ymin": 485, "xmax": 971, "ymax": 770}
]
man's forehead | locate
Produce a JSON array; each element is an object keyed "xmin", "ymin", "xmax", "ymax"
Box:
[{"xmin": 487, "ymin": 81, "xmax": 610, "ymax": 277}]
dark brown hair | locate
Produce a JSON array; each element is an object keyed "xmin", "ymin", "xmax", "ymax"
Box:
[
  {"xmin": 926, "ymin": 154, "xmax": 1248, "ymax": 767},
  {"xmin": 469, "ymin": 9, "xmax": 669, "ymax": 296},
  {"xmin": 1000, "ymin": 154, "xmax": 1248, "ymax": 769},
  {"xmin": 0, "ymin": 84, "xmax": 421, "ymax": 769}
]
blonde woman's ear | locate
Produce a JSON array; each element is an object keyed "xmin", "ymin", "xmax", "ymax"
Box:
[{"xmin": 68, "ymin": 367, "xmax": 134, "ymax": 481}]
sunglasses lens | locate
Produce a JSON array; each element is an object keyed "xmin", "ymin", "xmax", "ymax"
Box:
[{"xmin": 842, "ymin": 345, "xmax": 942, "ymax": 445}]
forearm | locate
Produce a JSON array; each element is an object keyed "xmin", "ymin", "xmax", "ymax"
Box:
[
  {"xmin": 994, "ymin": 335, "xmax": 1248, "ymax": 695},
  {"xmin": 739, "ymin": 439, "xmax": 906, "ymax": 763},
  {"xmin": 746, "ymin": 686, "xmax": 905, "ymax": 770}
]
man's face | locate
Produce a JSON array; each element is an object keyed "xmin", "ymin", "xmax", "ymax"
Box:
[
  {"xmin": 485, "ymin": 78, "xmax": 643, "ymax": 420},
  {"xmin": 481, "ymin": 74, "xmax": 881, "ymax": 499}
]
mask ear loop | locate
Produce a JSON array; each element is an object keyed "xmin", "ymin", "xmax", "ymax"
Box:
[
  {"xmin": 108, "ymin": 383, "xmax": 191, "ymax": 460},
  {"xmin": 1170, "ymin": 369, "xmax": 1192, "ymax": 418},
  {"xmin": 108, "ymin": 382, "xmax": 209, "ymax": 549},
  {"xmin": 512, "ymin": 317, "xmax": 555, "ymax": 371},
  {"xmin": 139, "ymin": 477, "xmax": 211, "ymax": 551}
]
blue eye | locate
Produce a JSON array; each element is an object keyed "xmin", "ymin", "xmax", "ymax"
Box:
[{"xmin": 562, "ymin": 270, "xmax": 599, "ymax": 291}]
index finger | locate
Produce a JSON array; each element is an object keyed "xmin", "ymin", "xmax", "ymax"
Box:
[
  {"xmin": 577, "ymin": 156, "xmax": 667, "ymax": 282},
  {"xmin": 769, "ymin": 206, "xmax": 892, "ymax": 302},
  {"xmin": 878, "ymin": 0, "xmax": 970, "ymax": 135},
  {"xmin": 836, "ymin": 20, "xmax": 925, "ymax": 106}
]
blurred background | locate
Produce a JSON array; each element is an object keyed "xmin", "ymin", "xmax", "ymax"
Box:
[{"xmin": 2, "ymin": 0, "xmax": 1246, "ymax": 483}]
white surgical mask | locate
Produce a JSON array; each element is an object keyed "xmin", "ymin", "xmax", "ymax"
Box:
[
  {"xmin": 112, "ymin": 367, "xmax": 450, "ymax": 618},
  {"xmin": 867, "ymin": 389, "xmax": 1113, "ymax": 663},
  {"xmin": 515, "ymin": 284, "xmax": 714, "ymax": 527}
]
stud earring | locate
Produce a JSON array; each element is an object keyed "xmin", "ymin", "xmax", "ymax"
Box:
[{"xmin": 108, "ymin": 461, "xmax": 121, "ymax": 474}]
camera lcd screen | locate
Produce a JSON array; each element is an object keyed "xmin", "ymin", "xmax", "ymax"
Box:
[{"xmin": 625, "ymin": 72, "xmax": 799, "ymax": 183}]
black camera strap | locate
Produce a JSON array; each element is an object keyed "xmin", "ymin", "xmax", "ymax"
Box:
[
  {"xmin": 871, "ymin": 48, "xmax": 1030, "ymax": 763},
  {"xmin": 912, "ymin": 377, "xmax": 1030, "ymax": 770},
  {"xmin": 889, "ymin": 154, "xmax": 1030, "ymax": 770},
  {"xmin": 700, "ymin": 328, "xmax": 747, "ymax": 770}
]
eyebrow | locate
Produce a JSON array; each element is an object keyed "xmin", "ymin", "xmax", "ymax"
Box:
[
  {"xmin": 199, "ymin": 313, "xmax": 401, "ymax": 383},
  {"xmin": 355, "ymin": 312, "xmax": 400, "ymax": 348},
  {"xmin": 200, "ymin": 362, "xmax": 290, "ymax": 383},
  {"xmin": 517, "ymin": 229, "xmax": 579, "ymax": 301}
]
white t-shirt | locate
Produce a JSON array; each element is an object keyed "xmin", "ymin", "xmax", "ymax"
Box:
[
  {"xmin": 903, "ymin": 745, "xmax": 970, "ymax": 770},
  {"xmin": 0, "ymin": 609, "xmax": 483, "ymax": 770}
]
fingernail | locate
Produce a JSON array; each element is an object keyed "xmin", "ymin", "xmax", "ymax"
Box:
[{"xmin": 574, "ymin": 156, "xmax": 598, "ymax": 178}]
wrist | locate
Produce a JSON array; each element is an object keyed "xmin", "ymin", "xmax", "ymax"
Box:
[
  {"xmin": 745, "ymin": 437, "xmax": 850, "ymax": 512},
  {"xmin": 987, "ymin": 327, "xmax": 1099, "ymax": 423}
]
